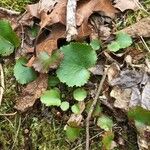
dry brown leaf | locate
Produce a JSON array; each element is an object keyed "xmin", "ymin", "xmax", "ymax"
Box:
[
  {"xmin": 76, "ymin": 0, "xmax": 118, "ymax": 26},
  {"xmin": 40, "ymin": 0, "xmax": 67, "ymax": 28},
  {"xmin": 27, "ymin": 24, "xmax": 66, "ymax": 54},
  {"xmin": 67, "ymin": 114, "xmax": 83, "ymax": 127},
  {"xmin": 119, "ymin": 17, "xmax": 150, "ymax": 38},
  {"xmin": 14, "ymin": 74, "xmax": 48, "ymax": 112},
  {"xmin": 110, "ymin": 86, "xmax": 132, "ymax": 110},
  {"xmin": 114, "ymin": 0, "xmax": 139, "ymax": 12}
]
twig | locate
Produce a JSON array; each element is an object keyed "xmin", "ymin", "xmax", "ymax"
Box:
[
  {"xmin": 73, "ymin": 131, "xmax": 104, "ymax": 150},
  {"xmin": 0, "ymin": 7, "xmax": 20, "ymax": 15},
  {"xmin": 66, "ymin": 0, "xmax": 78, "ymax": 41},
  {"xmin": 140, "ymin": 36, "xmax": 150, "ymax": 52},
  {"xmin": 0, "ymin": 63, "xmax": 5, "ymax": 105},
  {"xmin": 85, "ymin": 69, "xmax": 107, "ymax": 150},
  {"xmin": 0, "ymin": 112, "xmax": 17, "ymax": 116}
]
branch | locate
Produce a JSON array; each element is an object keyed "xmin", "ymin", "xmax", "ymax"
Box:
[
  {"xmin": 66, "ymin": 0, "xmax": 78, "ymax": 41},
  {"xmin": 0, "ymin": 7, "xmax": 20, "ymax": 15},
  {"xmin": 85, "ymin": 69, "xmax": 108, "ymax": 150}
]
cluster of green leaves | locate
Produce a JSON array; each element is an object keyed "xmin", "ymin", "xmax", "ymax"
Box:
[
  {"xmin": 2, "ymin": 19, "xmax": 149, "ymax": 147},
  {"xmin": 108, "ymin": 32, "xmax": 132, "ymax": 52},
  {"xmin": 40, "ymin": 87, "xmax": 87, "ymax": 112},
  {"xmin": 0, "ymin": 20, "xmax": 20, "ymax": 56}
]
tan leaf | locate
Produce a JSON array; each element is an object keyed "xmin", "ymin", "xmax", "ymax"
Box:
[
  {"xmin": 119, "ymin": 17, "xmax": 150, "ymax": 38},
  {"xmin": 114, "ymin": 0, "xmax": 139, "ymax": 12},
  {"xmin": 14, "ymin": 74, "xmax": 48, "ymax": 112},
  {"xmin": 110, "ymin": 86, "xmax": 132, "ymax": 110},
  {"xmin": 67, "ymin": 114, "xmax": 83, "ymax": 127},
  {"xmin": 40, "ymin": 0, "xmax": 67, "ymax": 28},
  {"xmin": 76, "ymin": 0, "xmax": 118, "ymax": 26}
]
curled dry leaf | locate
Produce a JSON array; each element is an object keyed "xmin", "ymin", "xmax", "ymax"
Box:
[
  {"xmin": 14, "ymin": 74, "xmax": 48, "ymax": 112},
  {"xmin": 119, "ymin": 17, "xmax": 150, "ymax": 38},
  {"xmin": 114, "ymin": 0, "xmax": 139, "ymax": 12}
]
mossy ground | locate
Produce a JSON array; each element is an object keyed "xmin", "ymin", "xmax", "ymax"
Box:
[{"xmin": 0, "ymin": 0, "xmax": 149, "ymax": 150}]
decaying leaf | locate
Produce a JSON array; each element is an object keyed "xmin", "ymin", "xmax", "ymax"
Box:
[
  {"xmin": 114, "ymin": 0, "xmax": 139, "ymax": 12},
  {"xmin": 110, "ymin": 86, "xmax": 131, "ymax": 110},
  {"xmin": 76, "ymin": 0, "xmax": 117, "ymax": 26},
  {"xmin": 67, "ymin": 114, "xmax": 83, "ymax": 127},
  {"xmin": 14, "ymin": 74, "xmax": 48, "ymax": 112},
  {"xmin": 119, "ymin": 17, "xmax": 150, "ymax": 38}
]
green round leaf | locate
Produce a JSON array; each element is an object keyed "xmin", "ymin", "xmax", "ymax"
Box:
[
  {"xmin": 66, "ymin": 126, "xmax": 80, "ymax": 142},
  {"xmin": 0, "ymin": 35, "xmax": 14, "ymax": 56},
  {"xmin": 116, "ymin": 32, "xmax": 132, "ymax": 49},
  {"xmin": 73, "ymin": 88, "xmax": 87, "ymax": 101},
  {"xmin": 14, "ymin": 57, "xmax": 37, "ymax": 84},
  {"xmin": 97, "ymin": 115, "xmax": 113, "ymax": 131},
  {"xmin": 90, "ymin": 39, "xmax": 101, "ymax": 50},
  {"xmin": 57, "ymin": 42, "xmax": 97, "ymax": 87},
  {"xmin": 60, "ymin": 101, "xmax": 70, "ymax": 111},
  {"xmin": 40, "ymin": 89, "xmax": 61, "ymax": 106},
  {"xmin": 0, "ymin": 19, "xmax": 20, "ymax": 47},
  {"xmin": 71, "ymin": 104, "xmax": 80, "ymax": 114},
  {"xmin": 108, "ymin": 41, "xmax": 120, "ymax": 52}
]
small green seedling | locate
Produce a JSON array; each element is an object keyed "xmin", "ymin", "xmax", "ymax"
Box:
[
  {"xmin": 90, "ymin": 38, "xmax": 101, "ymax": 51},
  {"xmin": 40, "ymin": 89, "xmax": 61, "ymax": 106},
  {"xmin": 97, "ymin": 115, "xmax": 113, "ymax": 131},
  {"xmin": 108, "ymin": 32, "xmax": 132, "ymax": 52},
  {"xmin": 73, "ymin": 88, "xmax": 87, "ymax": 101},
  {"xmin": 65, "ymin": 125, "xmax": 80, "ymax": 142},
  {"xmin": 71, "ymin": 104, "xmax": 81, "ymax": 114},
  {"xmin": 60, "ymin": 101, "xmax": 70, "ymax": 111}
]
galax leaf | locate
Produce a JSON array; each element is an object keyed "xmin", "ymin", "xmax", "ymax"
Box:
[
  {"xmin": 14, "ymin": 57, "xmax": 37, "ymax": 84},
  {"xmin": 57, "ymin": 42, "xmax": 97, "ymax": 87}
]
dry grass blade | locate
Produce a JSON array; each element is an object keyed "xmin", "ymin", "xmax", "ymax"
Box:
[{"xmin": 0, "ymin": 63, "xmax": 5, "ymax": 105}]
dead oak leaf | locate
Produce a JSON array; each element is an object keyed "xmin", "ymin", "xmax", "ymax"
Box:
[
  {"xmin": 40, "ymin": 0, "xmax": 67, "ymax": 28},
  {"xmin": 114, "ymin": 0, "xmax": 139, "ymax": 12},
  {"xmin": 76, "ymin": 0, "xmax": 118, "ymax": 26},
  {"xmin": 14, "ymin": 74, "xmax": 48, "ymax": 112}
]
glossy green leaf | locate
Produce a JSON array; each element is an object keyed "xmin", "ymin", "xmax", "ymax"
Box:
[
  {"xmin": 60, "ymin": 101, "xmax": 70, "ymax": 111},
  {"xmin": 73, "ymin": 88, "xmax": 87, "ymax": 101},
  {"xmin": 14, "ymin": 57, "xmax": 37, "ymax": 84},
  {"xmin": 128, "ymin": 106, "xmax": 150, "ymax": 125},
  {"xmin": 102, "ymin": 131, "xmax": 114, "ymax": 150},
  {"xmin": 0, "ymin": 19, "xmax": 20, "ymax": 47},
  {"xmin": 116, "ymin": 32, "xmax": 132, "ymax": 49},
  {"xmin": 57, "ymin": 42, "xmax": 97, "ymax": 87},
  {"xmin": 0, "ymin": 35, "xmax": 14, "ymax": 56},
  {"xmin": 108, "ymin": 41, "xmax": 120, "ymax": 52},
  {"xmin": 66, "ymin": 126, "xmax": 80, "ymax": 142},
  {"xmin": 90, "ymin": 39, "xmax": 101, "ymax": 50},
  {"xmin": 97, "ymin": 115, "xmax": 113, "ymax": 131},
  {"xmin": 40, "ymin": 89, "xmax": 61, "ymax": 106}
]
